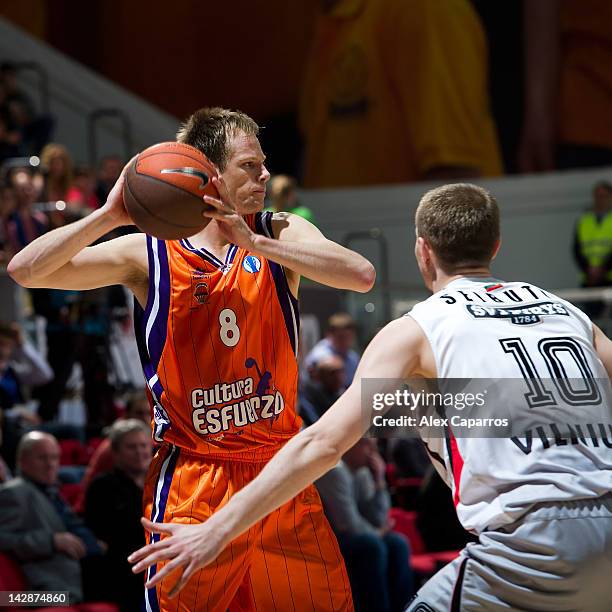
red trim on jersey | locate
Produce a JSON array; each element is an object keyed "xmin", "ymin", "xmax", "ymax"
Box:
[{"xmin": 449, "ymin": 429, "xmax": 465, "ymax": 506}]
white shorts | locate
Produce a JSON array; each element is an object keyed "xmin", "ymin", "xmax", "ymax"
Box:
[{"xmin": 406, "ymin": 494, "xmax": 612, "ymax": 611}]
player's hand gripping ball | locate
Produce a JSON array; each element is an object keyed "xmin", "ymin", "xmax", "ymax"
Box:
[{"xmin": 123, "ymin": 142, "xmax": 218, "ymax": 239}]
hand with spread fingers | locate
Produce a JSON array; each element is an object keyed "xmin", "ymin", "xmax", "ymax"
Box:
[
  {"xmin": 128, "ymin": 517, "xmax": 227, "ymax": 598},
  {"xmin": 203, "ymin": 176, "xmax": 257, "ymax": 250}
]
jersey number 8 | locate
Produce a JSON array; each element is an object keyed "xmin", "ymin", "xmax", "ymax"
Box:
[{"xmin": 219, "ymin": 308, "xmax": 240, "ymax": 347}]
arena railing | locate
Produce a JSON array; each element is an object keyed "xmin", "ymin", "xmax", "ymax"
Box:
[{"xmin": 88, "ymin": 108, "xmax": 133, "ymax": 167}]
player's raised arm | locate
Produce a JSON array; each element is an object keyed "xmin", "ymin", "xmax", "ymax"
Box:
[
  {"xmin": 202, "ymin": 175, "xmax": 375, "ymax": 294},
  {"xmin": 7, "ymin": 159, "xmax": 148, "ymax": 299},
  {"xmin": 264, "ymin": 211, "xmax": 376, "ymax": 293},
  {"xmin": 129, "ymin": 316, "xmax": 429, "ymax": 596}
]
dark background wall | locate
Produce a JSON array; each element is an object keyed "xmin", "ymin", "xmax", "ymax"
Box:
[{"xmin": 1, "ymin": 0, "xmax": 316, "ymax": 122}]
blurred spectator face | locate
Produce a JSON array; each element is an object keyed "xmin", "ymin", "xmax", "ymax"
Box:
[
  {"xmin": 327, "ymin": 313, "xmax": 357, "ymax": 354},
  {"xmin": 18, "ymin": 434, "xmax": 61, "ymax": 485},
  {"xmin": 11, "ymin": 170, "xmax": 37, "ymax": 208},
  {"xmin": 343, "ymin": 438, "xmax": 377, "ymax": 470},
  {"xmin": 126, "ymin": 395, "xmax": 151, "ymax": 424},
  {"xmin": 593, "ymin": 183, "xmax": 612, "ymax": 213},
  {"xmin": 269, "ymin": 175, "xmax": 298, "ymax": 211},
  {"xmin": 315, "ymin": 355, "xmax": 345, "ymax": 394},
  {"xmin": 48, "ymin": 153, "xmax": 68, "ymax": 178},
  {"xmin": 99, "ymin": 156, "xmax": 123, "ymax": 183},
  {"xmin": 113, "ymin": 429, "xmax": 151, "ymax": 477}
]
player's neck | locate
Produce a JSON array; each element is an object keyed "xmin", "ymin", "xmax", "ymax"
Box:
[
  {"xmin": 188, "ymin": 220, "xmax": 232, "ymax": 251},
  {"xmin": 432, "ymin": 266, "xmax": 494, "ymax": 293}
]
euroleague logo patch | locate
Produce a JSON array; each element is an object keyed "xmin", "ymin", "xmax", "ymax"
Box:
[{"xmin": 243, "ymin": 256, "xmax": 261, "ymax": 273}]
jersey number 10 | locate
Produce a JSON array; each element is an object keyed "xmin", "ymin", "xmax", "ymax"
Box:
[{"xmin": 500, "ymin": 336, "xmax": 602, "ymax": 408}]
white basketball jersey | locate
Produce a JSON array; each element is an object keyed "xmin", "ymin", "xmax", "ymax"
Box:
[{"xmin": 408, "ymin": 277, "xmax": 612, "ymax": 533}]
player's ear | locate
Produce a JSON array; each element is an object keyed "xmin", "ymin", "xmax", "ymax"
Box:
[
  {"xmin": 491, "ymin": 238, "xmax": 502, "ymax": 261},
  {"xmin": 415, "ymin": 236, "xmax": 432, "ymax": 264}
]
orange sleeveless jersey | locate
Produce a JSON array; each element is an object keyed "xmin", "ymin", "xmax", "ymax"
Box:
[{"xmin": 134, "ymin": 211, "xmax": 301, "ymax": 460}]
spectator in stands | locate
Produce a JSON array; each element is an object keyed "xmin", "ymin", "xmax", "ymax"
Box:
[
  {"xmin": 0, "ymin": 321, "xmax": 52, "ymax": 411},
  {"xmin": 0, "ymin": 432, "xmax": 104, "ymax": 602},
  {"xmin": 0, "ymin": 62, "xmax": 53, "ymax": 157},
  {"xmin": 79, "ymin": 391, "xmax": 150, "ymax": 504},
  {"xmin": 40, "ymin": 143, "xmax": 73, "ymax": 206},
  {"xmin": 95, "ymin": 155, "xmax": 123, "ymax": 204},
  {"xmin": 267, "ymin": 174, "xmax": 315, "ymax": 223},
  {"xmin": 574, "ymin": 181, "xmax": 612, "ymax": 288},
  {"xmin": 305, "ymin": 312, "xmax": 360, "ymax": 387},
  {"xmin": 85, "ymin": 419, "xmax": 151, "ymax": 611},
  {"xmin": 519, "ymin": 2, "xmax": 612, "ymax": 172},
  {"xmin": 316, "ymin": 437, "xmax": 413, "ymax": 612},
  {"xmin": 5, "ymin": 167, "xmax": 47, "ymax": 252},
  {"xmin": 67, "ymin": 166, "xmax": 100, "ymax": 211},
  {"xmin": 300, "ymin": 0, "xmax": 501, "ymax": 187},
  {"xmin": 299, "ymin": 354, "xmax": 345, "ymax": 426}
]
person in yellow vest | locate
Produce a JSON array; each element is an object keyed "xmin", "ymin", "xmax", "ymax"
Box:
[
  {"xmin": 300, "ymin": 0, "xmax": 502, "ymax": 187},
  {"xmin": 573, "ymin": 181, "xmax": 612, "ymax": 288}
]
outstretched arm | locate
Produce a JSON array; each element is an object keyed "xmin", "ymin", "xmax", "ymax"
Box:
[
  {"xmin": 129, "ymin": 317, "xmax": 429, "ymax": 596},
  {"xmin": 202, "ymin": 177, "xmax": 376, "ymax": 295},
  {"xmin": 260, "ymin": 212, "xmax": 376, "ymax": 294}
]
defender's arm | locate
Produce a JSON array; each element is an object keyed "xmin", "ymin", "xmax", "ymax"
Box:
[{"xmin": 129, "ymin": 317, "xmax": 429, "ymax": 595}]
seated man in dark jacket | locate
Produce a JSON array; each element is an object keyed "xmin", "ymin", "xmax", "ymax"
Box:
[
  {"xmin": 85, "ymin": 419, "xmax": 152, "ymax": 612},
  {"xmin": 0, "ymin": 432, "xmax": 103, "ymax": 603}
]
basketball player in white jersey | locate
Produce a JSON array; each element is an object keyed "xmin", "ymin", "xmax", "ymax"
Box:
[{"xmin": 130, "ymin": 183, "xmax": 612, "ymax": 611}]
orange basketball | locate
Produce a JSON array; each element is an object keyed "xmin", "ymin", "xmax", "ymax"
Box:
[{"xmin": 123, "ymin": 142, "xmax": 218, "ymax": 239}]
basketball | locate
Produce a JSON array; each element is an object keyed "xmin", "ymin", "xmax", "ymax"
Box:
[{"xmin": 123, "ymin": 141, "xmax": 218, "ymax": 239}]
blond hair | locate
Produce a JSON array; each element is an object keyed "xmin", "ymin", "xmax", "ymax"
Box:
[{"xmin": 177, "ymin": 107, "xmax": 259, "ymax": 170}]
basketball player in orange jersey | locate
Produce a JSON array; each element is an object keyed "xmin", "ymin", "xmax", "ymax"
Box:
[{"xmin": 8, "ymin": 107, "xmax": 375, "ymax": 611}]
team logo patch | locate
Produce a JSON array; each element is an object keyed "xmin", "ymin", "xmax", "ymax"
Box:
[
  {"xmin": 193, "ymin": 281, "xmax": 209, "ymax": 304},
  {"xmin": 466, "ymin": 301, "xmax": 569, "ymax": 326},
  {"xmin": 190, "ymin": 268, "xmax": 211, "ymax": 308},
  {"xmin": 243, "ymin": 256, "xmax": 261, "ymax": 273}
]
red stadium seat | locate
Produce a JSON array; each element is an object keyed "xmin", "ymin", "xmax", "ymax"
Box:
[
  {"xmin": 389, "ymin": 508, "xmax": 461, "ymax": 576},
  {"xmin": 389, "ymin": 508, "xmax": 426, "ymax": 554},
  {"xmin": 82, "ymin": 437, "xmax": 105, "ymax": 463},
  {"xmin": 60, "ymin": 482, "xmax": 85, "ymax": 510},
  {"xmin": 59, "ymin": 439, "xmax": 88, "ymax": 466},
  {"xmin": 0, "ymin": 553, "xmax": 27, "ymax": 590}
]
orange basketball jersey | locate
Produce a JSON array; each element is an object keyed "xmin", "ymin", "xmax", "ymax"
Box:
[{"xmin": 134, "ymin": 211, "xmax": 301, "ymax": 460}]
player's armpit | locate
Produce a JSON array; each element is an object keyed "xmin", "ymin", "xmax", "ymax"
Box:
[
  {"xmin": 593, "ymin": 324, "xmax": 612, "ymax": 378},
  {"xmin": 20, "ymin": 233, "xmax": 148, "ymax": 296}
]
